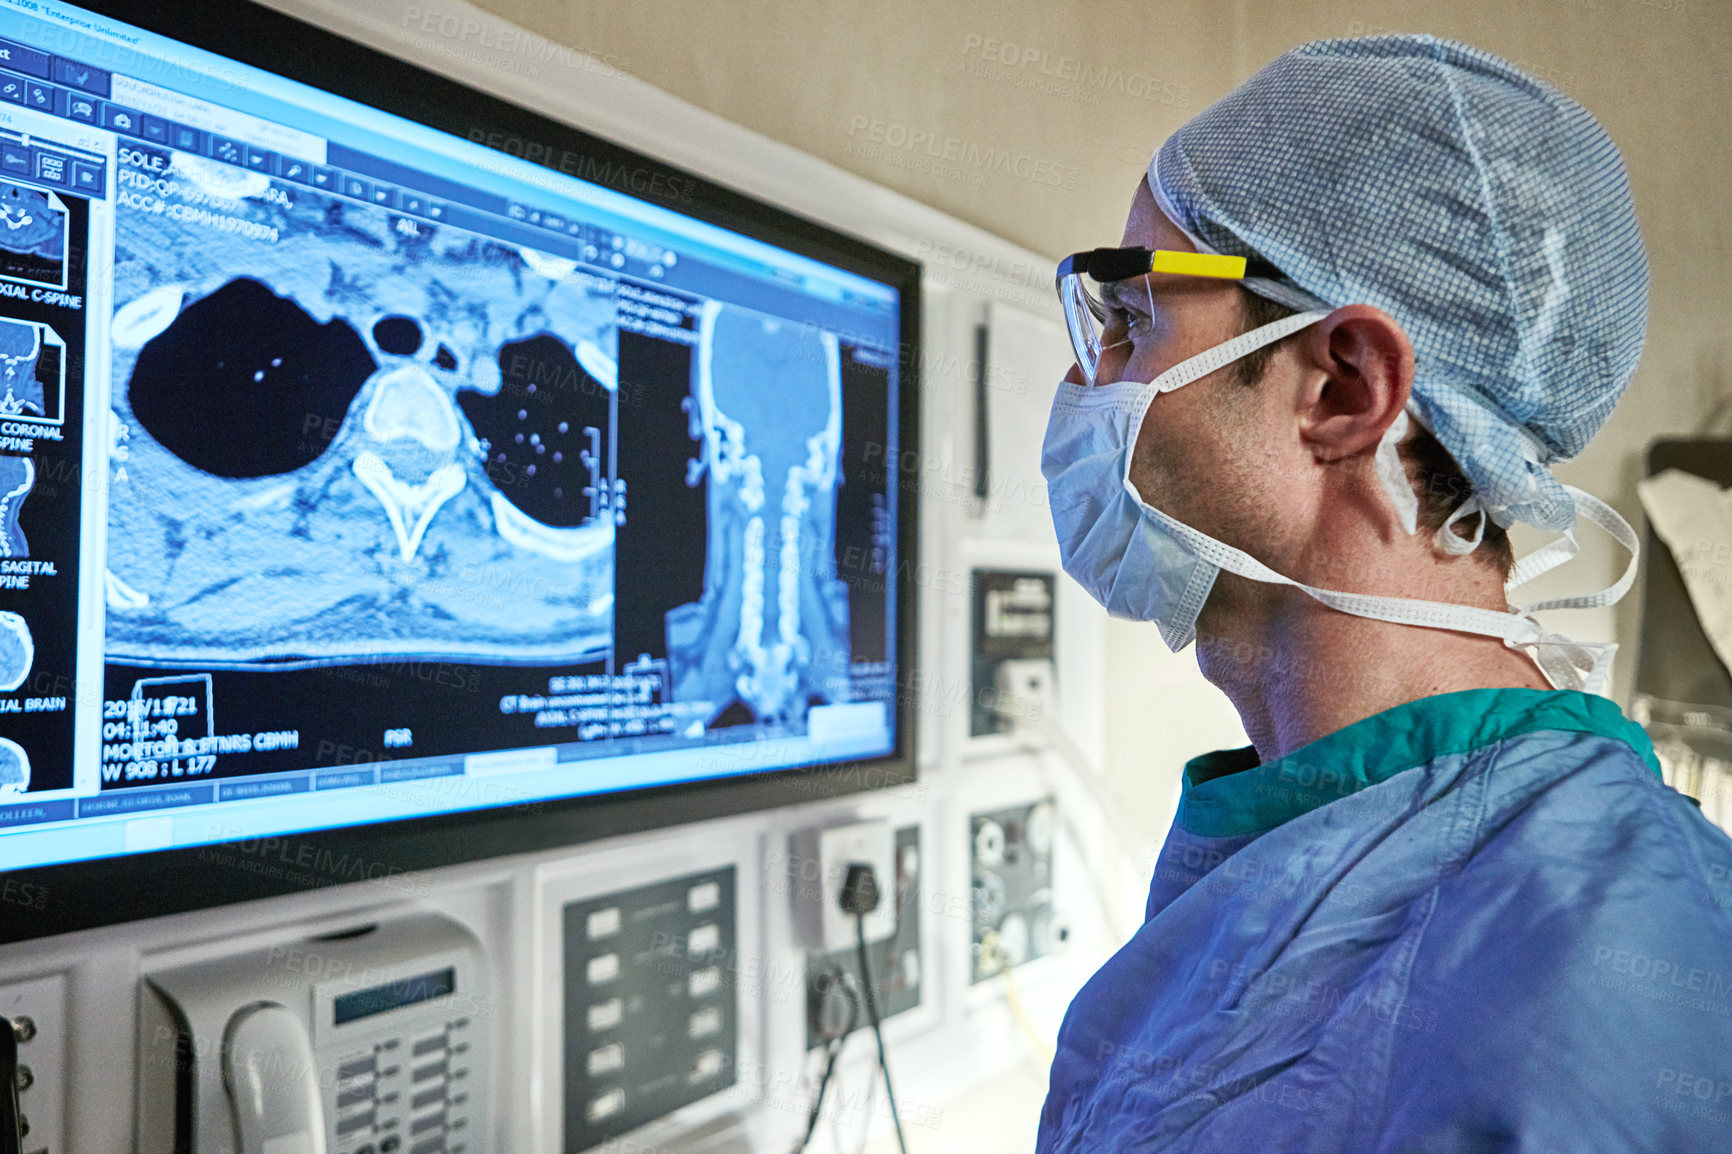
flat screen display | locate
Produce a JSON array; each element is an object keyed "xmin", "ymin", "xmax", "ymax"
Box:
[{"xmin": 0, "ymin": 0, "xmax": 913, "ymax": 899}]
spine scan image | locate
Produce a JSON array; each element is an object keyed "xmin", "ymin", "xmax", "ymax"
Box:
[
  {"xmin": 666, "ymin": 302, "xmax": 851, "ymax": 730},
  {"xmin": 0, "ymin": 181, "xmax": 66, "ymax": 288},
  {"xmin": 0, "ymin": 455, "xmax": 30, "ymax": 558},
  {"xmin": 0, "ymin": 319, "xmax": 44, "ymax": 419}
]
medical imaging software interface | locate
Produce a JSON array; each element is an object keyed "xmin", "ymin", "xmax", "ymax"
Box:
[{"xmin": 0, "ymin": 2, "xmax": 904, "ymax": 869}]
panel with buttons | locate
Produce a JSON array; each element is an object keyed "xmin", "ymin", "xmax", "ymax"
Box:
[
  {"xmin": 317, "ymin": 1009, "xmax": 480, "ymax": 1154},
  {"xmin": 560, "ymin": 867, "xmax": 737, "ymax": 1152}
]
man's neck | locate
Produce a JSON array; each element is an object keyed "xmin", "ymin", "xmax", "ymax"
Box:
[{"xmin": 1193, "ymin": 581, "xmax": 1550, "ymax": 764}]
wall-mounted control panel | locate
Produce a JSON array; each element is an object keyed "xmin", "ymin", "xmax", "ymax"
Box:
[
  {"xmin": 137, "ymin": 913, "xmax": 490, "ymax": 1154},
  {"xmin": 970, "ymin": 570, "xmax": 1057, "ymax": 738},
  {"xmin": 561, "ymin": 866, "xmax": 738, "ymax": 1152},
  {"xmin": 971, "ymin": 799, "xmax": 1059, "ymax": 982}
]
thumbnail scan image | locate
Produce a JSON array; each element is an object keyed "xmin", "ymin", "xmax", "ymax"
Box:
[
  {"xmin": 0, "ymin": 182, "xmax": 66, "ymax": 288},
  {"xmin": 665, "ymin": 301, "xmax": 851, "ymax": 728},
  {"xmin": 0, "ymin": 318, "xmax": 51, "ymax": 420},
  {"xmin": 0, "ymin": 736, "xmax": 27, "ymax": 795},
  {"xmin": 0, "ymin": 455, "xmax": 29, "ymax": 558},
  {"xmin": 103, "ymin": 155, "xmax": 619, "ymax": 667},
  {"xmin": 0, "ymin": 610, "xmax": 30, "ymax": 692}
]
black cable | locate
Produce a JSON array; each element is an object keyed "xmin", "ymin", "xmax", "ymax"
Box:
[
  {"xmin": 794, "ymin": 1036, "xmax": 844, "ymax": 1154},
  {"xmin": 855, "ymin": 912, "xmax": 909, "ymax": 1154},
  {"xmin": 792, "ymin": 970, "xmax": 859, "ymax": 1154}
]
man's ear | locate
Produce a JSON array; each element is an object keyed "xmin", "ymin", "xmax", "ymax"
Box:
[{"xmin": 1293, "ymin": 304, "xmax": 1414, "ymax": 461}]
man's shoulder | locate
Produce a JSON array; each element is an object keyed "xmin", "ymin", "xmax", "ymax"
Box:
[
  {"xmin": 1477, "ymin": 715, "xmax": 1702, "ymax": 822},
  {"xmin": 1419, "ymin": 726, "xmax": 1732, "ymax": 1015},
  {"xmin": 1411, "ymin": 720, "xmax": 1732, "ymax": 989},
  {"xmin": 1452, "ymin": 722, "xmax": 1731, "ymax": 908},
  {"xmin": 1387, "ymin": 742, "xmax": 1732, "ymax": 1140}
]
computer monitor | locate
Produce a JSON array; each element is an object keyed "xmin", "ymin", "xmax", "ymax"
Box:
[{"xmin": 0, "ymin": 0, "xmax": 918, "ymax": 941}]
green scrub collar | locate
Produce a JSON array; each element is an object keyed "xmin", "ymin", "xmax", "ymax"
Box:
[{"xmin": 1175, "ymin": 688, "xmax": 1661, "ymax": 838}]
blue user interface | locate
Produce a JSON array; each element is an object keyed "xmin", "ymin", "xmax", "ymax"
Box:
[{"xmin": 0, "ymin": 1, "xmax": 903, "ymax": 869}]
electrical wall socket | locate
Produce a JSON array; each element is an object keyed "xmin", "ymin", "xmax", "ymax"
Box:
[
  {"xmin": 0, "ymin": 973, "xmax": 66, "ymax": 1154},
  {"xmin": 790, "ymin": 819, "xmax": 895, "ymax": 952},
  {"xmin": 993, "ymin": 658, "xmax": 1056, "ymax": 726}
]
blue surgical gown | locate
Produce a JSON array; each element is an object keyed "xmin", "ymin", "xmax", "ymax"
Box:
[{"xmin": 1037, "ymin": 688, "xmax": 1732, "ymax": 1152}]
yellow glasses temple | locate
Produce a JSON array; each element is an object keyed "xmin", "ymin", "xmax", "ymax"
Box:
[{"xmin": 1149, "ymin": 250, "xmax": 1249, "ymax": 279}]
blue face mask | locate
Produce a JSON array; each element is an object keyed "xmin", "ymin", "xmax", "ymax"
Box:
[
  {"xmin": 1039, "ymin": 311, "xmax": 1638, "ymax": 694},
  {"xmin": 1041, "ymin": 311, "xmax": 1325, "ymax": 650}
]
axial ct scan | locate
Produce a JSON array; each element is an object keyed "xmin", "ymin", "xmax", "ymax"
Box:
[{"xmin": 103, "ymin": 158, "xmax": 619, "ymax": 667}]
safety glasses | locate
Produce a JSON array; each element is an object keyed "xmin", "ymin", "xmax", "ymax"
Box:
[{"xmin": 1055, "ymin": 246, "xmax": 1278, "ymax": 385}]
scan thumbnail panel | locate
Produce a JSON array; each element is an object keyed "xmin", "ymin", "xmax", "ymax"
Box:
[{"xmin": 0, "ymin": 188, "xmax": 88, "ymax": 796}]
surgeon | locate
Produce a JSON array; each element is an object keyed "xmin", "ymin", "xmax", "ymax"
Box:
[{"xmin": 1036, "ymin": 35, "xmax": 1732, "ymax": 1153}]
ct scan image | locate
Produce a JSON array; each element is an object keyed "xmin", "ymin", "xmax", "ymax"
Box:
[
  {"xmin": 0, "ymin": 318, "xmax": 63, "ymax": 423},
  {"xmin": 0, "ymin": 609, "xmax": 30, "ymax": 692},
  {"xmin": 0, "ymin": 455, "xmax": 30, "ymax": 558},
  {"xmin": 103, "ymin": 153, "xmax": 620, "ymax": 668},
  {"xmin": 0, "ymin": 181, "xmax": 67, "ymax": 289},
  {"xmin": 664, "ymin": 300, "xmax": 852, "ymax": 729}
]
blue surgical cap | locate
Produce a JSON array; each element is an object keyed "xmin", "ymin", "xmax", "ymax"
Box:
[{"xmin": 1150, "ymin": 35, "xmax": 1649, "ymax": 532}]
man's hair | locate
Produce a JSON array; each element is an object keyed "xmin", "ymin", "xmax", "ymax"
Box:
[{"xmin": 1233, "ymin": 290, "xmax": 1515, "ymax": 575}]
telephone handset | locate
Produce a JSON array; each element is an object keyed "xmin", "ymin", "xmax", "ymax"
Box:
[
  {"xmin": 138, "ymin": 913, "xmax": 487, "ymax": 1154},
  {"xmin": 221, "ymin": 1002, "xmax": 327, "ymax": 1154}
]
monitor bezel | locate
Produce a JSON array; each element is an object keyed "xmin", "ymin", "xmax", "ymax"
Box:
[{"xmin": 0, "ymin": 0, "xmax": 921, "ymax": 943}]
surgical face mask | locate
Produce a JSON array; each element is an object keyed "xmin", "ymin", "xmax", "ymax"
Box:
[{"xmin": 1041, "ymin": 311, "xmax": 1639, "ymax": 695}]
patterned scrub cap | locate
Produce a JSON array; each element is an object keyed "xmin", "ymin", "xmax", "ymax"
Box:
[{"xmin": 1150, "ymin": 34, "xmax": 1649, "ymax": 532}]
